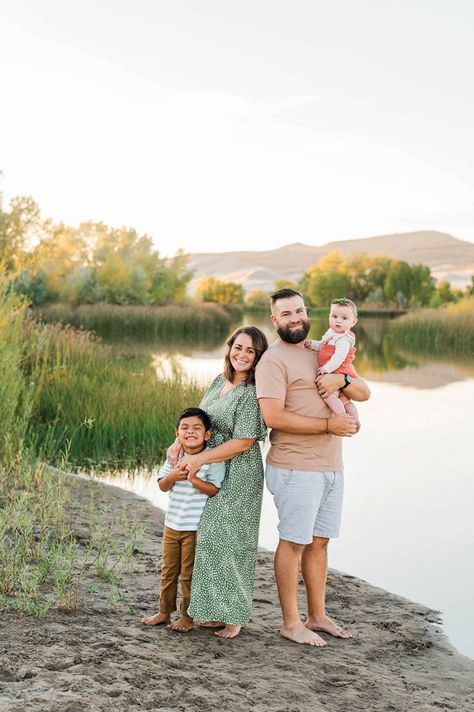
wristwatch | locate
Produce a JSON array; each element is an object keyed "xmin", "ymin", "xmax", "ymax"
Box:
[{"xmin": 341, "ymin": 374, "xmax": 353, "ymax": 390}]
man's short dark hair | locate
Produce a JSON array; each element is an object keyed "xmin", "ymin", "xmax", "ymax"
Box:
[
  {"xmin": 176, "ymin": 407, "xmax": 211, "ymax": 431},
  {"xmin": 270, "ymin": 287, "xmax": 303, "ymax": 306}
]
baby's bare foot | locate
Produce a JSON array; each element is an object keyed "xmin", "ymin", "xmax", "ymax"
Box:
[
  {"xmin": 281, "ymin": 622, "xmax": 326, "ymax": 646},
  {"xmin": 142, "ymin": 612, "xmax": 171, "ymax": 626},
  {"xmin": 168, "ymin": 616, "xmax": 194, "ymax": 632}
]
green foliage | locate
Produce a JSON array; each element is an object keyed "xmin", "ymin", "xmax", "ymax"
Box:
[
  {"xmin": 26, "ymin": 321, "xmax": 206, "ymax": 468},
  {"xmin": 33, "ymin": 302, "xmax": 242, "ymax": 341},
  {"xmin": 0, "ymin": 275, "xmax": 146, "ymax": 617},
  {"xmin": 391, "ymin": 298, "xmax": 474, "ymax": 354},
  {"xmin": 245, "ymin": 288, "xmax": 271, "ymax": 310},
  {"xmin": 1, "ymin": 190, "xmax": 193, "ymax": 306},
  {"xmin": 301, "ymin": 250, "xmax": 436, "ymax": 308},
  {"xmin": 195, "ymin": 276, "xmax": 245, "ymax": 304}
]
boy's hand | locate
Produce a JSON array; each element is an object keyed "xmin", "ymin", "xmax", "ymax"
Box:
[
  {"xmin": 317, "ymin": 366, "xmax": 328, "ymax": 376},
  {"xmin": 171, "ymin": 462, "xmax": 189, "ymax": 481},
  {"xmin": 303, "ymin": 339, "xmax": 313, "ymax": 350}
]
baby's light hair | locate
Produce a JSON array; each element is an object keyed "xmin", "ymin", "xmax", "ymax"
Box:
[{"xmin": 331, "ymin": 297, "xmax": 358, "ymax": 318}]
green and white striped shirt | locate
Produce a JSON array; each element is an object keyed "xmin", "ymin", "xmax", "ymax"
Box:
[{"xmin": 157, "ymin": 457, "xmax": 226, "ymax": 531}]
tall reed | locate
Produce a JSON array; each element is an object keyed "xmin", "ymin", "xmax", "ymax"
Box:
[
  {"xmin": 34, "ymin": 302, "xmax": 243, "ymax": 340},
  {"xmin": 0, "ymin": 278, "xmax": 145, "ymax": 616},
  {"xmin": 391, "ymin": 298, "xmax": 474, "ymax": 355},
  {"xmin": 27, "ymin": 322, "xmax": 205, "ymax": 468}
]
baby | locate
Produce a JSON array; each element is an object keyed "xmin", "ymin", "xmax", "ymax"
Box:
[
  {"xmin": 305, "ymin": 297, "xmax": 359, "ymax": 423},
  {"xmin": 142, "ymin": 407, "xmax": 225, "ymax": 632}
]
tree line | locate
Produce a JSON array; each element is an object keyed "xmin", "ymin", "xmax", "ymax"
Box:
[
  {"xmin": 1, "ymin": 188, "xmax": 472, "ymax": 310},
  {"xmin": 1, "ymin": 193, "xmax": 191, "ymax": 306}
]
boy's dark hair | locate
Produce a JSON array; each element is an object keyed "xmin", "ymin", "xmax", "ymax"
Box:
[
  {"xmin": 270, "ymin": 287, "xmax": 303, "ymax": 306},
  {"xmin": 176, "ymin": 407, "xmax": 211, "ymax": 431}
]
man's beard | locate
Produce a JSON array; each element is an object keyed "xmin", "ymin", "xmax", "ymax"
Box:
[{"xmin": 278, "ymin": 319, "xmax": 311, "ymax": 344}]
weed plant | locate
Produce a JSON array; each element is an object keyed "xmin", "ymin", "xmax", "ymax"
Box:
[
  {"xmin": 391, "ymin": 298, "xmax": 474, "ymax": 355},
  {"xmin": 33, "ymin": 302, "xmax": 243, "ymax": 340}
]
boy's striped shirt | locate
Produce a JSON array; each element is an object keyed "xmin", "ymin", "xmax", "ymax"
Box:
[{"xmin": 157, "ymin": 458, "xmax": 226, "ymax": 531}]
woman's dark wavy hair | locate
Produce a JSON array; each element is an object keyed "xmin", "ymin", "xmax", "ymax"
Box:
[{"xmin": 223, "ymin": 326, "xmax": 268, "ymax": 386}]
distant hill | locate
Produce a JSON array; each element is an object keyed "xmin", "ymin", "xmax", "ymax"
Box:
[{"xmin": 187, "ymin": 231, "xmax": 474, "ymax": 294}]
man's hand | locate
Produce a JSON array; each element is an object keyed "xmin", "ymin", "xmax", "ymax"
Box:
[
  {"xmin": 316, "ymin": 373, "xmax": 344, "ymax": 398},
  {"xmin": 327, "ymin": 414, "xmax": 357, "ymax": 436}
]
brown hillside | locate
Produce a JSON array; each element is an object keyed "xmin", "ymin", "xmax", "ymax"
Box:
[{"xmin": 188, "ymin": 231, "xmax": 474, "ymax": 293}]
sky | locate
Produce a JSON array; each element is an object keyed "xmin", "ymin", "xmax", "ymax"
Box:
[{"xmin": 1, "ymin": 0, "xmax": 473, "ymax": 256}]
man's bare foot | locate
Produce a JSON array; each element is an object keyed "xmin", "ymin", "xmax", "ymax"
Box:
[
  {"xmin": 198, "ymin": 620, "xmax": 225, "ymax": 628},
  {"xmin": 305, "ymin": 615, "xmax": 352, "ymax": 639},
  {"xmin": 280, "ymin": 622, "xmax": 326, "ymax": 646},
  {"xmin": 215, "ymin": 624, "xmax": 241, "ymax": 639},
  {"xmin": 168, "ymin": 615, "xmax": 194, "ymax": 632},
  {"xmin": 142, "ymin": 612, "xmax": 171, "ymax": 626}
]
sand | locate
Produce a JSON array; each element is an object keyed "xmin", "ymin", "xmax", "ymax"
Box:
[{"xmin": 1, "ymin": 477, "xmax": 473, "ymax": 712}]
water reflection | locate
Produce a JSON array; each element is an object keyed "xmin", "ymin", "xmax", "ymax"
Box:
[{"xmin": 106, "ymin": 315, "xmax": 474, "ymax": 388}]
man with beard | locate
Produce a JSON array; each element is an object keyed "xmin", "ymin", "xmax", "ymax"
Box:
[{"xmin": 255, "ymin": 288, "xmax": 370, "ymax": 647}]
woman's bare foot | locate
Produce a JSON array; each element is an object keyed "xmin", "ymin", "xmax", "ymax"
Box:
[
  {"xmin": 305, "ymin": 615, "xmax": 352, "ymax": 639},
  {"xmin": 198, "ymin": 621, "xmax": 225, "ymax": 628},
  {"xmin": 281, "ymin": 622, "xmax": 326, "ymax": 646},
  {"xmin": 142, "ymin": 612, "xmax": 171, "ymax": 626},
  {"xmin": 215, "ymin": 624, "xmax": 241, "ymax": 639},
  {"xmin": 168, "ymin": 615, "xmax": 194, "ymax": 632}
]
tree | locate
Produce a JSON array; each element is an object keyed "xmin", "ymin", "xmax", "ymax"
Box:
[
  {"xmin": 195, "ymin": 276, "xmax": 244, "ymax": 304},
  {"xmin": 245, "ymin": 289, "xmax": 270, "ymax": 310}
]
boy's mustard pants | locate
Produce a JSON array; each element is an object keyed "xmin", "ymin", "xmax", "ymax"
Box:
[{"xmin": 159, "ymin": 526, "xmax": 196, "ymax": 616}]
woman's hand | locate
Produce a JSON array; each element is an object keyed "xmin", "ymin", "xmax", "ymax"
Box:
[
  {"xmin": 180, "ymin": 452, "xmax": 206, "ymax": 477},
  {"xmin": 167, "ymin": 437, "xmax": 184, "ymax": 466}
]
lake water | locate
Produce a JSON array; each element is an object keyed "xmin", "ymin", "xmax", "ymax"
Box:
[{"xmin": 97, "ymin": 315, "xmax": 474, "ymax": 658}]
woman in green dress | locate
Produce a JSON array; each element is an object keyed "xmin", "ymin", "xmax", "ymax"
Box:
[{"xmin": 181, "ymin": 325, "xmax": 268, "ymax": 639}]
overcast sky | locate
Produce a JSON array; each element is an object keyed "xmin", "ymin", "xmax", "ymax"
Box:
[{"xmin": 1, "ymin": 0, "xmax": 473, "ymax": 255}]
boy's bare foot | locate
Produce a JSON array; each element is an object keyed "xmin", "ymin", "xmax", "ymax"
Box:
[
  {"xmin": 305, "ymin": 615, "xmax": 352, "ymax": 639},
  {"xmin": 142, "ymin": 612, "xmax": 171, "ymax": 626},
  {"xmin": 168, "ymin": 615, "xmax": 194, "ymax": 632},
  {"xmin": 198, "ymin": 621, "xmax": 225, "ymax": 628},
  {"xmin": 215, "ymin": 624, "xmax": 241, "ymax": 639},
  {"xmin": 281, "ymin": 622, "xmax": 326, "ymax": 646}
]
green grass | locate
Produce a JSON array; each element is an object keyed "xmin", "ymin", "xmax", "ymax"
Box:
[
  {"xmin": 33, "ymin": 302, "xmax": 243, "ymax": 340},
  {"xmin": 391, "ymin": 299, "xmax": 474, "ymax": 355},
  {"xmin": 26, "ymin": 321, "xmax": 205, "ymax": 468},
  {"xmin": 0, "ymin": 276, "xmax": 145, "ymax": 616}
]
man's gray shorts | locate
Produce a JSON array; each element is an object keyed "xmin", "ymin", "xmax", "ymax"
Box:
[{"xmin": 266, "ymin": 465, "xmax": 344, "ymax": 545}]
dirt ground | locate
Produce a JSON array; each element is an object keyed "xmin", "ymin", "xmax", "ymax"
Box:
[{"xmin": 1, "ymin": 477, "xmax": 473, "ymax": 712}]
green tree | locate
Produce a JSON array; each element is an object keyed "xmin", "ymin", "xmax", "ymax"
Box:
[
  {"xmin": 195, "ymin": 276, "xmax": 244, "ymax": 304},
  {"xmin": 245, "ymin": 289, "xmax": 270, "ymax": 310}
]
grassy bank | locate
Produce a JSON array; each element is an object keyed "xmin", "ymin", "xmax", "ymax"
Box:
[
  {"xmin": 391, "ymin": 299, "xmax": 474, "ymax": 355},
  {"xmin": 0, "ymin": 279, "xmax": 145, "ymax": 617},
  {"xmin": 27, "ymin": 322, "xmax": 205, "ymax": 468},
  {"xmin": 34, "ymin": 302, "xmax": 243, "ymax": 340}
]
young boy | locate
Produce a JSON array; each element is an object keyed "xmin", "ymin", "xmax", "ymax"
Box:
[{"xmin": 142, "ymin": 407, "xmax": 225, "ymax": 632}]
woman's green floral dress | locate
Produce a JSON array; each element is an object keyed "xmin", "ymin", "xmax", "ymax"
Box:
[{"xmin": 188, "ymin": 375, "xmax": 266, "ymax": 625}]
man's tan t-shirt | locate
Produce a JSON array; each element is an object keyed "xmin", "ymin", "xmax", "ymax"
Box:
[{"xmin": 255, "ymin": 339, "xmax": 343, "ymax": 472}]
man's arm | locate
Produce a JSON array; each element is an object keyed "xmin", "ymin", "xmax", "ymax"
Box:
[
  {"xmin": 258, "ymin": 398, "xmax": 357, "ymax": 436},
  {"xmin": 316, "ymin": 374, "xmax": 370, "ymax": 401}
]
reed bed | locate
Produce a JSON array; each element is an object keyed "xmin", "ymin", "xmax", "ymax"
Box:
[
  {"xmin": 33, "ymin": 302, "xmax": 243, "ymax": 340},
  {"xmin": 0, "ymin": 281, "xmax": 144, "ymax": 616},
  {"xmin": 27, "ymin": 323, "xmax": 205, "ymax": 468},
  {"xmin": 391, "ymin": 299, "xmax": 474, "ymax": 355}
]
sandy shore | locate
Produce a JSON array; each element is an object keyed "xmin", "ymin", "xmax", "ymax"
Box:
[{"xmin": 1, "ymin": 477, "xmax": 473, "ymax": 712}]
